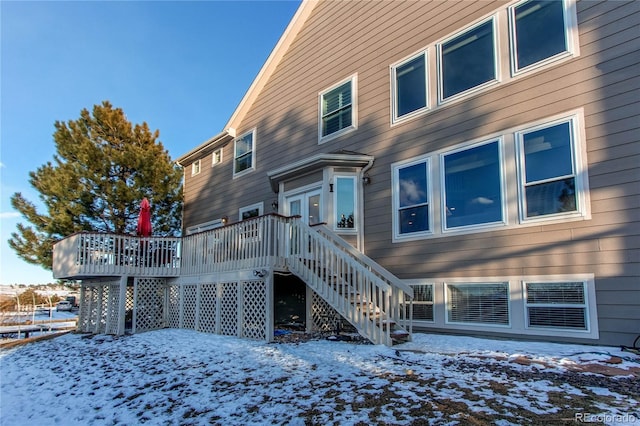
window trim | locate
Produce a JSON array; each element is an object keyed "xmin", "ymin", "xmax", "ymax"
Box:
[
  {"xmin": 392, "ymin": 155, "xmax": 433, "ymax": 242},
  {"xmin": 185, "ymin": 218, "xmax": 224, "ymax": 236},
  {"xmin": 233, "ymin": 129, "xmax": 256, "ymax": 178},
  {"xmin": 191, "ymin": 159, "xmax": 201, "ymax": 176},
  {"xmin": 391, "ymin": 50, "xmax": 430, "ymax": 124},
  {"xmin": 437, "ymin": 16, "xmax": 500, "ymax": 105},
  {"xmin": 409, "ymin": 283, "xmax": 435, "ymax": 323},
  {"xmin": 212, "ymin": 148, "xmax": 223, "ymax": 167},
  {"xmin": 508, "ymin": 0, "xmax": 578, "ymax": 76},
  {"xmin": 318, "ymin": 74, "xmax": 358, "ymax": 143},
  {"xmin": 440, "ymin": 138, "xmax": 506, "ymax": 233}
]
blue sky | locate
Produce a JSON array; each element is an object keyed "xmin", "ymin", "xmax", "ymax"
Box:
[{"xmin": 0, "ymin": 0, "xmax": 301, "ymax": 285}]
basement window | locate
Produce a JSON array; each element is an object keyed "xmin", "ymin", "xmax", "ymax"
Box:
[{"xmin": 525, "ymin": 281, "xmax": 588, "ymax": 331}]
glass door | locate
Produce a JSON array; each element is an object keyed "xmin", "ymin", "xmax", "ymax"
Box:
[{"xmin": 285, "ymin": 189, "xmax": 322, "ymax": 225}]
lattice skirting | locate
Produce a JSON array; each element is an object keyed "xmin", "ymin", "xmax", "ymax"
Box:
[
  {"xmin": 310, "ymin": 289, "xmax": 342, "ymax": 333},
  {"xmin": 174, "ymin": 279, "xmax": 269, "ymax": 341}
]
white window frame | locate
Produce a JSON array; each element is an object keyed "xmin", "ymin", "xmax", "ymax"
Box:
[
  {"xmin": 392, "ymin": 156, "xmax": 432, "ymax": 241},
  {"xmin": 440, "ymin": 138, "xmax": 506, "ymax": 233},
  {"xmin": 333, "ymin": 174, "xmax": 358, "ymax": 234},
  {"xmin": 191, "ymin": 159, "xmax": 201, "ymax": 176},
  {"xmin": 445, "ymin": 282, "xmax": 511, "ymax": 328},
  {"xmin": 212, "ymin": 148, "xmax": 223, "ymax": 167},
  {"xmin": 523, "ymin": 280, "xmax": 590, "ymax": 333},
  {"xmin": 319, "ymin": 75, "xmax": 358, "ymax": 143},
  {"xmin": 515, "ymin": 113, "xmax": 589, "ymax": 224},
  {"xmin": 391, "ymin": 50, "xmax": 430, "ymax": 124},
  {"xmin": 409, "ymin": 283, "xmax": 435, "ymax": 323},
  {"xmin": 185, "ymin": 218, "xmax": 224, "ymax": 235},
  {"xmin": 233, "ymin": 129, "xmax": 256, "ymax": 178},
  {"xmin": 437, "ymin": 17, "xmax": 500, "ymax": 105},
  {"xmin": 508, "ymin": 0, "xmax": 579, "ymax": 76},
  {"xmin": 238, "ymin": 202, "xmax": 264, "ymax": 222}
]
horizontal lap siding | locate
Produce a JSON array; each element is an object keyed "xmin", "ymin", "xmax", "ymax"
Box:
[{"xmin": 181, "ymin": 0, "xmax": 638, "ymax": 344}]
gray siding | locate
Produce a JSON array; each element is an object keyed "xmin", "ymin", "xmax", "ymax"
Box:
[{"xmin": 181, "ymin": 0, "xmax": 639, "ymax": 346}]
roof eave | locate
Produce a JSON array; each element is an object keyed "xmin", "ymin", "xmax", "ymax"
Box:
[{"xmin": 175, "ymin": 128, "xmax": 236, "ymax": 167}]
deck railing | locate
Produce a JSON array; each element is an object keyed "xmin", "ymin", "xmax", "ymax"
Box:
[{"xmin": 53, "ymin": 233, "xmax": 181, "ymax": 279}]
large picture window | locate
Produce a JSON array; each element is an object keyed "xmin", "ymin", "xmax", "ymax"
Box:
[
  {"xmin": 443, "ymin": 141, "xmax": 503, "ymax": 229},
  {"xmin": 446, "ymin": 283, "xmax": 510, "ymax": 326},
  {"xmin": 393, "ymin": 158, "xmax": 430, "ymax": 238},
  {"xmin": 320, "ymin": 77, "xmax": 356, "ymax": 141},
  {"xmin": 518, "ymin": 120, "xmax": 577, "ymax": 219},
  {"xmin": 234, "ymin": 130, "xmax": 255, "ymax": 176},
  {"xmin": 439, "ymin": 19, "xmax": 497, "ymax": 101},
  {"xmin": 510, "ymin": 0, "xmax": 569, "ymax": 72},
  {"xmin": 393, "ymin": 52, "xmax": 428, "ymax": 121}
]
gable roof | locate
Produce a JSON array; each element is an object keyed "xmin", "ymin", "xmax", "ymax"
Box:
[{"xmin": 176, "ymin": 0, "xmax": 318, "ymax": 166}]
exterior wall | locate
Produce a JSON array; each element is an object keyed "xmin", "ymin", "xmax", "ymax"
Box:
[{"xmin": 181, "ymin": 1, "xmax": 639, "ymax": 345}]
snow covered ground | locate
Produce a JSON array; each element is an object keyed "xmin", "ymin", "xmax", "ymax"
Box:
[{"xmin": 1, "ymin": 330, "xmax": 638, "ymax": 425}]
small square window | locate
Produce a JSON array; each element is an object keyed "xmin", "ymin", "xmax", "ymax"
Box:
[
  {"xmin": 519, "ymin": 120, "xmax": 577, "ymax": 219},
  {"xmin": 511, "ymin": 0, "xmax": 569, "ymax": 72},
  {"xmin": 439, "ymin": 19, "xmax": 497, "ymax": 101},
  {"xmin": 212, "ymin": 148, "xmax": 223, "ymax": 166},
  {"xmin": 191, "ymin": 159, "xmax": 201, "ymax": 176},
  {"xmin": 393, "ymin": 52, "xmax": 428, "ymax": 121},
  {"xmin": 234, "ymin": 130, "xmax": 255, "ymax": 176},
  {"xmin": 320, "ymin": 77, "xmax": 356, "ymax": 141}
]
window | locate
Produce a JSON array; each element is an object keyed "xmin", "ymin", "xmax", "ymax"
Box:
[
  {"xmin": 446, "ymin": 283, "xmax": 509, "ymax": 326},
  {"xmin": 443, "ymin": 141, "xmax": 503, "ymax": 229},
  {"xmin": 239, "ymin": 202, "xmax": 263, "ymax": 221},
  {"xmin": 185, "ymin": 219, "xmax": 223, "ymax": 235},
  {"xmin": 393, "ymin": 52, "xmax": 428, "ymax": 121},
  {"xmin": 191, "ymin": 160, "xmax": 201, "ymax": 176},
  {"xmin": 234, "ymin": 130, "xmax": 255, "ymax": 176},
  {"xmin": 410, "ymin": 284, "xmax": 434, "ymax": 321},
  {"xmin": 439, "ymin": 19, "xmax": 497, "ymax": 101},
  {"xmin": 393, "ymin": 158, "xmax": 430, "ymax": 238},
  {"xmin": 510, "ymin": 0, "xmax": 569, "ymax": 73},
  {"xmin": 518, "ymin": 119, "xmax": 577, "ymax": 219},
  {"xmin": 212, "ymin": 148, "xmax": 222, "ymax": 166},
  {"xmin": 335, "ymin": 176, "xmax": 356, "ymax": 231},
  {"xmin": 320, "ymin": 76, "xmax": 356, "ymax": 141},
  {"xmin": 525, "ymin": 282, "xmax": 587, "ymax": 330}
]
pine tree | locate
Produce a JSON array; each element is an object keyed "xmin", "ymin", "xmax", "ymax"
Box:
[{"xmin": 9, "ymin": 101, "xmax": 183, "ymax": 270}]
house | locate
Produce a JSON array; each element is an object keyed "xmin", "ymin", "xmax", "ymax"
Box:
[{"xmin": 53, "ymin": 0, "xmax": 639, "ymax": 347}]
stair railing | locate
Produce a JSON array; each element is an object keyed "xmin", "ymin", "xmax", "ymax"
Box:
[{"xmin": 286, "ymin": 217, "xmax": 413, "ymax": 346}]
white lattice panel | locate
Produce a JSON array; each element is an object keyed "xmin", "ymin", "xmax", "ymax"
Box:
[
  {"xmin": 311, "ymin": 290, "xmax": 340, "ymax": 332},
  {"xmin": 242, "ymin": 280, "xmax": 267, "ymax": 340},
  {"xmin": 105, "ymin": 283, "xmax": 121, "ymax": 334},
  {"xmin": 198, "ymin": 283, "xmax": 218, "ymax": 333},
  {"xmin": 219, "ymin": 282, "xmax": 239, "ymax": 336},
  {"xmin": 96, "ymin": 284, "xmax": 109, "ymax": 334},
  {"xmin": 167, "ymin": 284, "xmax": 180, "ymax": 328},
  {"xmin": 182, "ymin": 284, "xmax": 198, "ymax": 330},
  {"xmin": 134, "ymin": 278, "xmax": 165, "ymax": 332},
  {"xmin": 78, "ymin": 285, "xmax": 93, "ymax": 332}
]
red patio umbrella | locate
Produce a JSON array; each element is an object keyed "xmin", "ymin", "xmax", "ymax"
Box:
[{"xmin": 136, "ymin": 198, "xmax": 152, "ymax": 237}]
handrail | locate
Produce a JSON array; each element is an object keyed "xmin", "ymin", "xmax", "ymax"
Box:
[{"xmin": 313, "ymin": 225, "xmax": 414, "ymax": 298}]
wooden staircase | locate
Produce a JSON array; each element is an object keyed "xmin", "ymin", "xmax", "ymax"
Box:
[{"xmin": 286, "ymin": 220, "xmax": 413, "ymax": 346}]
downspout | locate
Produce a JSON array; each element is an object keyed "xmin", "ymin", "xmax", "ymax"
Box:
[{"xmin": 358, "ymin": 158, "xmax": 375, "ymax": 253}]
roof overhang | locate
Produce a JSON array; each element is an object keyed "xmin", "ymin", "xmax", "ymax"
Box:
[
  {"xmin": 267, "ymin": 152, "xmax": 374, "ymax": 192},
  {"xmin": 175, "ymin": 128, "xmax": 236, "ymax": 167}
]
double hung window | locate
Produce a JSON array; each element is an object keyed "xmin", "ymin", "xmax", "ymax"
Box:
[
  {"xmin": 320, "ymin": 77, "xmax": 356, "ymax": 141},
  {"xmin": 525, "ymin": 281, "xmax": 588, "ymax": 330},
  {"xmin": 234, "ymin": 130, "xmax": 255, "ymax": 176},
  {"xmin": 439, "ymin": 19, "xmax": 497, "ymax": 102},
  {"xmin": 518, "ymin": 119, "xmax": 577, "ymax": 219},
  {"xmin": 510, "ymin": 0, "xmax": 570, "ymax": 73},
  {"xmin": 393, "ymin": 158, "xmax": 430, "ymax": 238}
]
